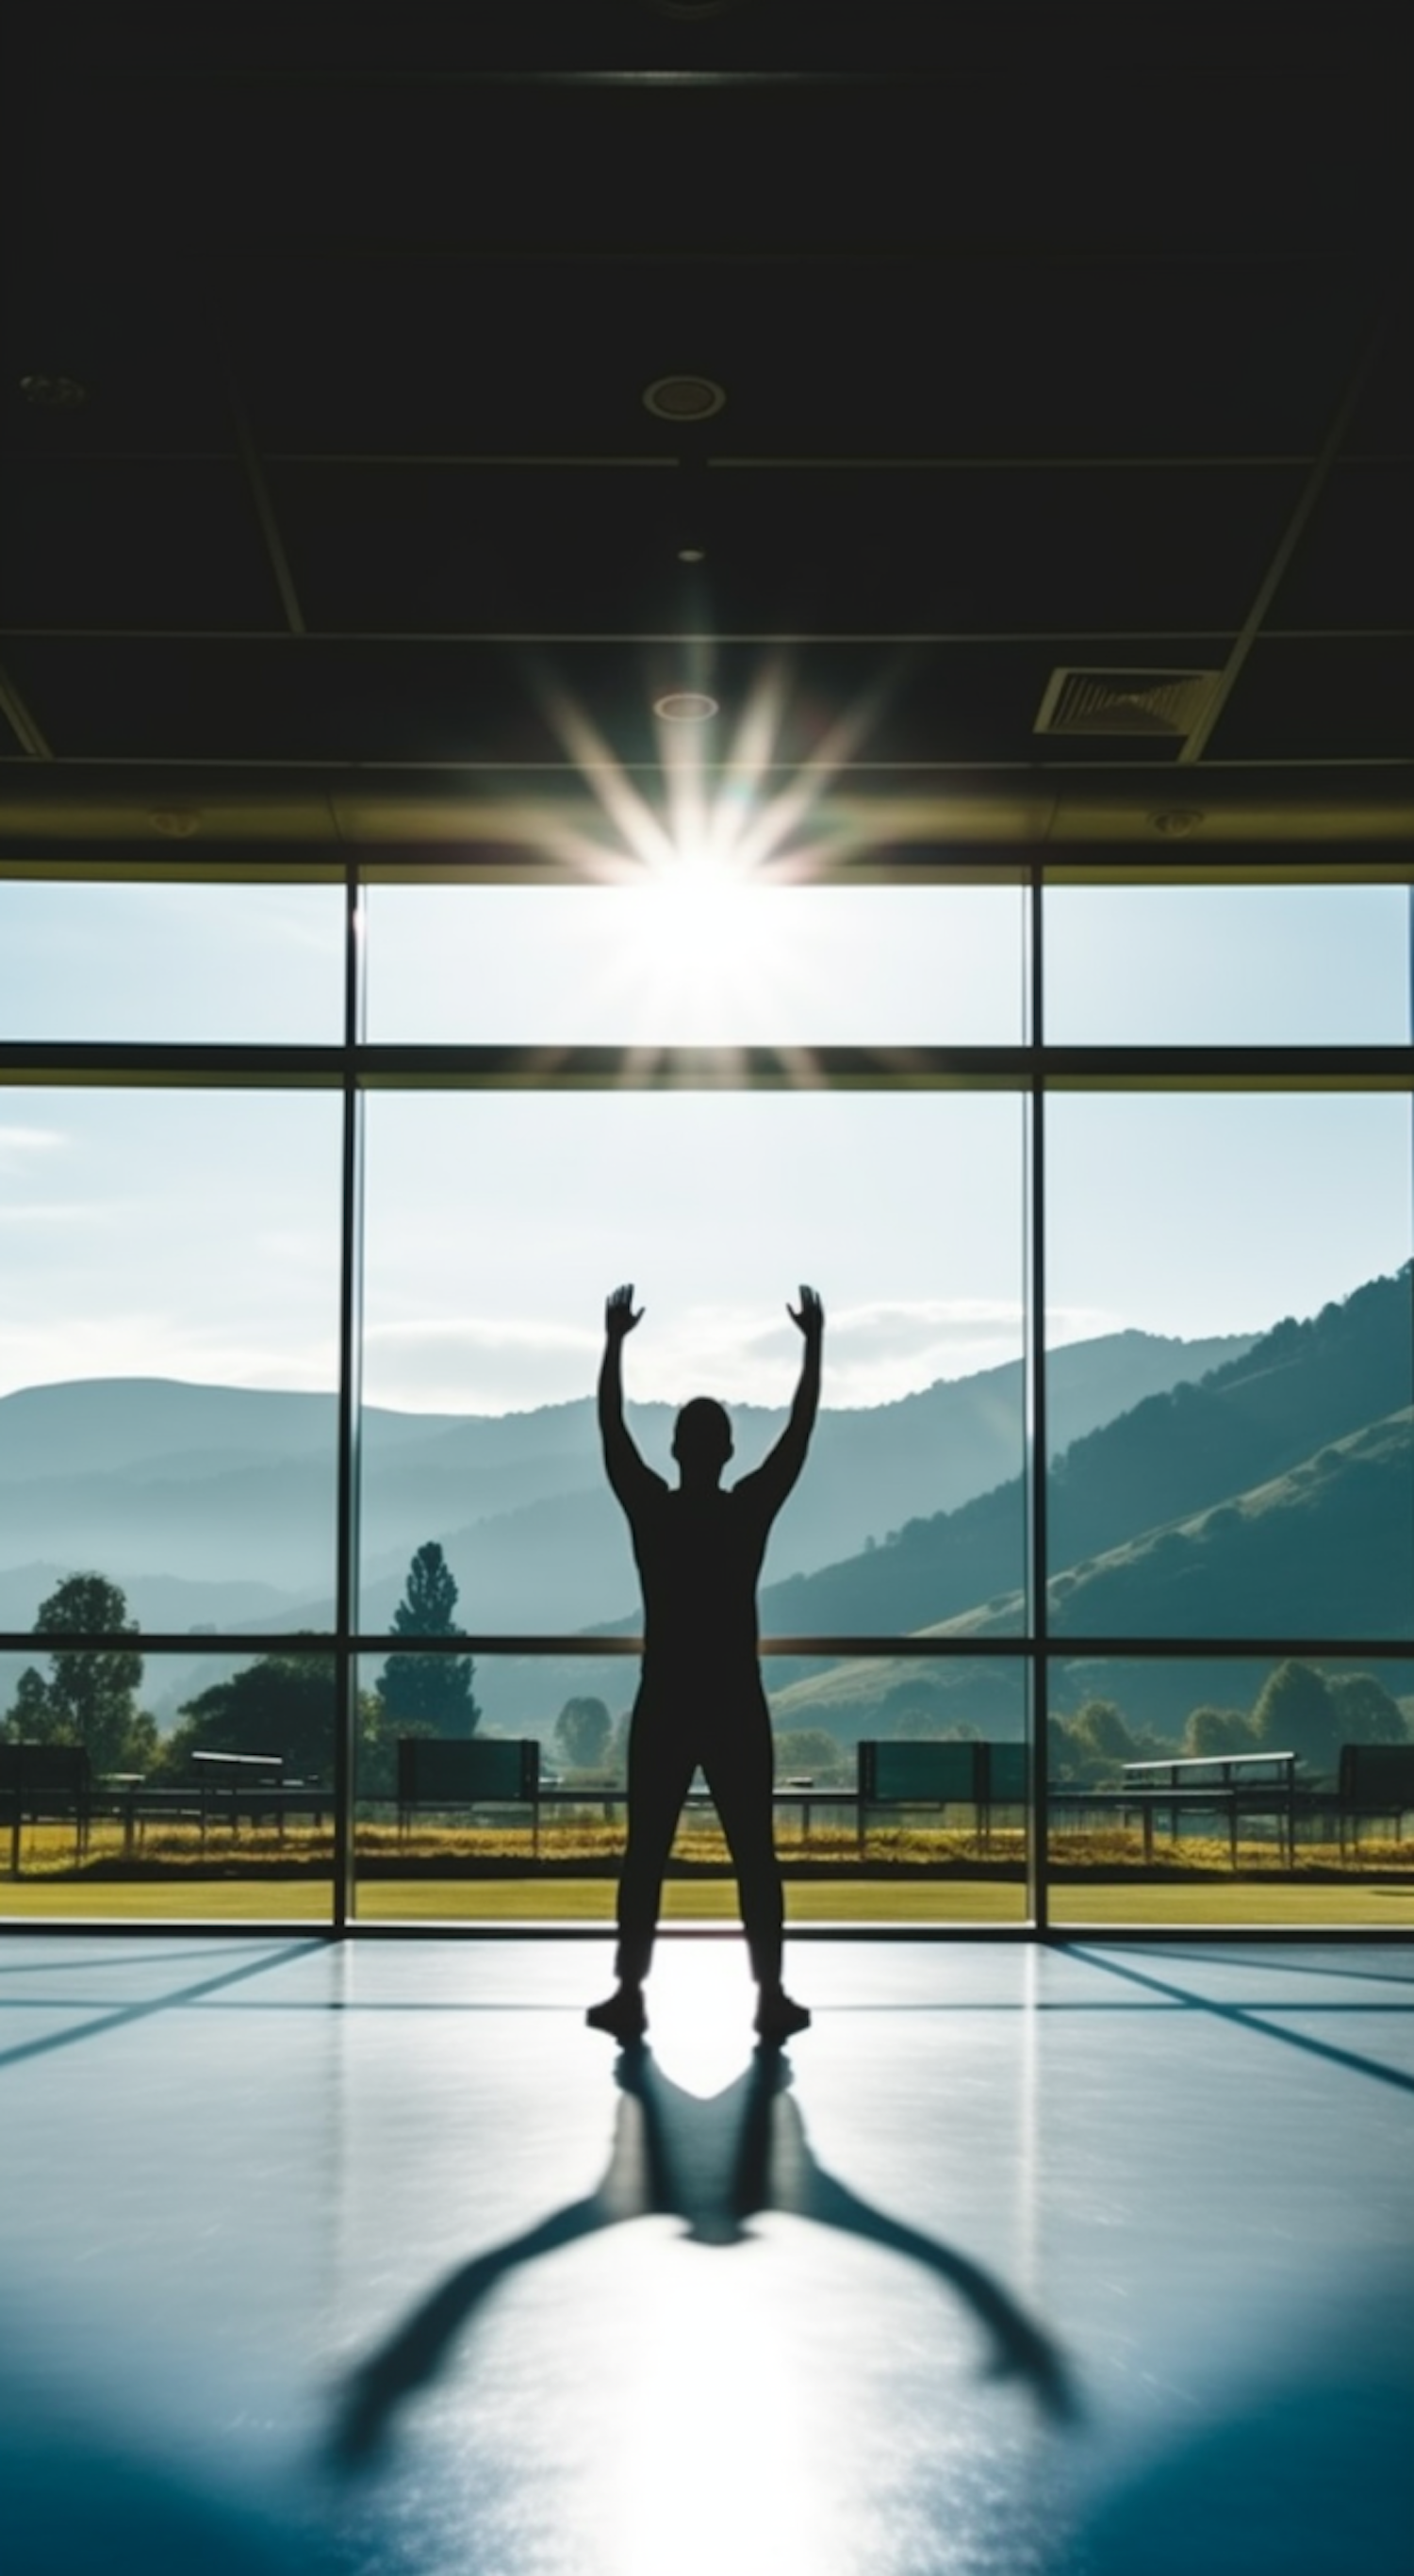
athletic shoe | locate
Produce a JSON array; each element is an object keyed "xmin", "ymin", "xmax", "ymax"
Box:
[
  {"xmin": 585, "ymin": 1988, "xmax": 648, "ymax": 2043},
  {"xmin": 754, "ymin": 1990, "xmax": 812, "ymax": 2043}
]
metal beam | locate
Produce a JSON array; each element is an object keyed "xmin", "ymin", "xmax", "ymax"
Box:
[
  {"xmin": 0, "ymin": 1042, "xmax": 1410, "ymax": 1091},
  {"xmin": 0, "ymin": 664, "xmax": 53, "ymax": 760},
  {"xmin": 218, "ymin": 334, "xmax": 308, "ymax": 638},
  {"xmin": 1178, "ymin": 314, "xmax": 1391, "ymax": 765}
]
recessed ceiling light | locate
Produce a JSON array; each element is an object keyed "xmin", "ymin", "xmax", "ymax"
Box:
[
  {"xmin": 149, "ymin": 808, "xmax": 201, "ymax": 838},
  {"xmin": 654, "ymin": 692, "xmax": 719, "ymax": 722},
  {"xmin": 677, "ymin": 547, "xmax": 707, "ymax": 563},
  {"xmin": 19, "ymin": 372, "xmax": 89, "ymax": 409},
  {"xmin": 1150, "ymin": 809, "xmax": 1206, "ymax": 838},
  {"xmin": 643, "ymin": 374, "xmax": 726, "ymax": 421}
]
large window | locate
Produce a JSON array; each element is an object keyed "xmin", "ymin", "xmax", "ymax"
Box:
[{"xmin": 1, "ymin": 862, "xmax": 1410, "ymax": 1932}]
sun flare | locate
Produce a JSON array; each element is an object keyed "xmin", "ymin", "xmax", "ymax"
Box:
[{"xmin": 514, "ymin": 661, "xmax": 896, "ymax": 1057}]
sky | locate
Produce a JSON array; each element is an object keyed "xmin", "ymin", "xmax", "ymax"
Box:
[{"xmin": 0, "ymin": 874, "xmax": 1409, "ymax": 1414}]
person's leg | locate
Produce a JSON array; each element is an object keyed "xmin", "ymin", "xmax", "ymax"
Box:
[
  {"xmin": 702, "ymin": 1689, "xmax": 810, "ymax": 2040},
  {"xmin": 586, "ymin": 1698, "xmax": 695, "ymax": 2039}
]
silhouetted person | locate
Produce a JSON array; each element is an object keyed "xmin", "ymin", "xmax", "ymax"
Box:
[{"xmin": 587, "ymin": 1281, "xmax": 823, "ymax": 2046}]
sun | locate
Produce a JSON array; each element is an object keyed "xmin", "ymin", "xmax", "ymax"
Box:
[
  {"xmin": 521, "ymin": 661, "xmax": 891, "ymax": 1054},
  {"xmin": 609, "ymin": 850, "xmax": 804, "ymax": 1042}
]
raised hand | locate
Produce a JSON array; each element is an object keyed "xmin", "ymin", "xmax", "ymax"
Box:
[
  {"xmin": 787, "ymin": 1284, "xmax": 824, "ymax": 1341},
  {"xmin": 604, "ymin": 1283, "xmax": 645, "ymax": 1340}
]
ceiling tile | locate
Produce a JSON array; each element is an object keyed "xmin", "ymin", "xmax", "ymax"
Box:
[{"xmin": 0, "ymin": 461, "xmax": 282, "ymax": 630}]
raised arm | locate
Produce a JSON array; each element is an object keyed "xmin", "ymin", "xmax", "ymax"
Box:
[
  {"xmin": 598, "ymin": 1283, "xmax": 658, "ymax": 1511},
  {"xmin": 743, "ymin": 1286, "xmax": 824, "ymax": 1518}
]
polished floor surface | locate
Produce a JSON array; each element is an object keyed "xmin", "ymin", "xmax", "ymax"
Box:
[{"xmin": 2, "ymin": 1934, "xmax": 1411, "ymax": 2576}]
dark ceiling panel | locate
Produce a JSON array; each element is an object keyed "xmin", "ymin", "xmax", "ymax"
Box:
[
  {"xmin": 684, "ymin": 468, "xmax": 1299, "ymax": 636},
  {"xmin": 27, "ymin": 74, "xmax": 1406, "ymax": 263},
  {"xmin": 225, "ymin": 257, "xmax": 693, "ymax": 457},
  {"xmin": 268, "ymin": 460, "xmax": 1302, "ymax": 637},
  {"xmin": 1, "ymin": 22, "xmax": 1408, "ymax": 827},
  {"xmin": 269, "ymin": 465, "xmax": 687, "ymax": 635},
  {"xmin": 1207, "ymin": 638, "xmax": 1414, "ymax": 762},
  {"xmin": 0, "ymin": 639, "xmax": 545, "ymax": 766},
  {"xmin": 1343, "ymin": 320, "xmax": 1414, "ymax": 458},
  {"xmin": 0, "ymin": 461, "xmax": 281, "ymax": 630},
  {"xmin": 227, "ymin": 254, "xmax": 1374, "ymax": 463},
  {"xmin": 0, "ymin": 634, "xmax": 1223, "ymax": 768},
  {"xmin": 1268, "ymin": 465, "xmax": 1414, "ymax": 631},
  {"xmin": 1, "ymin": 275, "xmax": 233, "ymax": 460},
  {"xmin": 24, "ymin": 4, "xmax": 1407, "ymax": 82}
]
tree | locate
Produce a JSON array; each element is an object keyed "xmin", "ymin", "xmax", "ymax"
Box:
[
  {"xmin": 880, "ymin": 1678, "xmax": 946, "ymax": 1736},
  {"xmin": 3, "ymin": 1665, "xmax": 51, "ymax": 1743},
  {"xmin": 1183, "ymin": 1705, "xmax": 1258, "ymax": 1758},
  {"xmin": 603, "ymin": 1708, "xmax": 634, "ymax": 1784},
  {"xmin": 29, "ymin": 1572, "xmax": 153, "ymax": 1774},
  {"xmin": 1046, "ymin": 1715, "xmax": 1078, "ymax": 1782},
  {"xmin": 1252, "ymin": 1659, "xmax": 1340, "ymax": 1776},
  {"xmin": 1070, "ymin": 1699, "xmax": 1136, "ymax": 1762},
  {"xmin": 773, "ymin": 1729, "xmax": 852, "ymax": 1784},
  {"xmin": 554, "ymin": 1696, "xmax": 613, "ymax": 1772},
  {"xmin": 1326, "ymin": 1671, "xmax": 1408, "ymax": 1747},
  {"xmin": 1058, "ymin": 1698, "xmax": 1147, "ymax": 1785},
  {"xmin": 160, "ymin": 1649, "xmax": 339, "ymax": 1782},
  {"xmin": 378, "ymin": 1542, "xmax": 480, "ymax": 1739}
]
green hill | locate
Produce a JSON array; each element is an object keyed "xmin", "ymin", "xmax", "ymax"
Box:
[
  {"xmin": 769, "ymin": 1410, "xmax": 1414, "ymax": 1747},
  {"xmin": 764, "ymin": 1269, "xmax": 1414, "ymax": 1747},
  {"xmin": 758, "ymin": 1267, "xmax": 1414, "ymax": 1644}
]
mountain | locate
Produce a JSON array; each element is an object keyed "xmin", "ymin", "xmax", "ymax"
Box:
[
  {"xmin": 0, "ymin": 1325, "xmax": 1254, "ymax": 1626},
  {"xmin": 4, "ymin": 1278, "xmax": 1407, "ymax": 1750},
  {"xmin": 756, "ymin": 1270, "xmax": 1414, "ymax": 1641},
  {"xmin": 761, "ymin": 1270, "xmax": 1414, "ymax": 1746},
  {"xmin": 768, "ymin": 1409, "xmax": 1414, "ymax": 1748}
]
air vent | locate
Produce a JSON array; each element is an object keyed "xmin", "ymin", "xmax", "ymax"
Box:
[{"xmin": 1035, "ymin": 667, "xmax": 1220, "ymax": 739}]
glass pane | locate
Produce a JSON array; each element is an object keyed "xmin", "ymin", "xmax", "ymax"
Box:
[
  {"xmin": 358, "ymin": 1088, "xmax": 1028, "ymax": 1636},
  {"xmin": 1044, "ymin": 882, "xmax": 1412, "ymax": 1047},
  {"xmin": 351, "ymin": 1649, "xmax": 1028, "ymax": 1927},
  {"xmin": 1045, "ymin": 1092, "xmax": 1414, "ymax": 1640},
  {"xmin": 366, "ymin": 881, "xmax": 1026, "ymax": 1045},
  {"xmin": 0, "ymin": 1649, "xmax": 336, "ymax": 1924},
  {"xmin": 0, "ymin": 878, "xmax": 344, "ymax": 1043},
  {"xmin": 0, "ymin": 1089, "xmax": 342, "ymax": 1621},
  {"xmin": 1045, "ymin": 1654, "xmax": 1414, "ymax": 1928}
]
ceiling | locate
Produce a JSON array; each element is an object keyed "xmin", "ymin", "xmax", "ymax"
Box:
[{"xmin": 2, "ymin": 3, "xmax": 1410, "ymax": 871}]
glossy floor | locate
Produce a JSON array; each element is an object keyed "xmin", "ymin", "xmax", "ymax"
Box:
[{"xmin": 2, "ymin": 1935, "xmax": 1410, "ymax": 2576}]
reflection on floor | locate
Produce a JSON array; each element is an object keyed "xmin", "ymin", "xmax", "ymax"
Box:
[{"xmin": 1, "ymin": 1935, "xmax": 1410, "ymax": 2576}]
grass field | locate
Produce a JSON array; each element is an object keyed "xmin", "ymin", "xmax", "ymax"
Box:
[
  {"xmin": 1, "ymin": 1874, "xmax": 1410, "ymax": 1928},
  {"xmin": 3, "ymin": 1815, "xmax": 1410, "ymax": 1928}
]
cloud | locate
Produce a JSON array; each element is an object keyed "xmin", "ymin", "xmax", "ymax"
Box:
[
  {"xmin": 361, "ymin": 1297, "xmax": 1143, "ymax": 1415},
  {"xmin": 0, "ymin": 1124, "xmax": 68, "ymax": 1172},
  {"xmin": 0, "ymin": 1316, "xmax": 339, "ymax": 1403},
  {"xmin": 363, "ymin": 1318, "xmax": 601, "ymax": 1414},
  {"xmin": 0, "ymin": 1204, "xmax": 102, "ymax": 1231},
  {"xmin": 583, "ymin": 1297, "xmax": 1027, "ymax": 1410},
  {"xmin": 0, "ymin": 1290, "xmax": 1147, "ymax": 1418},
  {"xmin": 626, "ymin": 1296, "xmax": 1135, "ymax": 1411}
]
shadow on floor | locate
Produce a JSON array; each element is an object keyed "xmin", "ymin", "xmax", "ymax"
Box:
[{"xmin": 331, "ymin": 2043, "xmax": 1077, "ymax": 2467}]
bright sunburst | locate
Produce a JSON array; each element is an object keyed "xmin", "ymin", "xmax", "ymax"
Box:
[
  {"xmin": 517, "ymin": 661, "xmax": 889, "ymax": 1058},
  {"xmin": 607, "ymin": 853, "xmax": 804, "ymax": 1042}
]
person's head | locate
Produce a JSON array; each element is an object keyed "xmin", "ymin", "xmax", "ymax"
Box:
[{"xmin": 671, "ymin": 1395, "xmax": 733, "ymax": 1484}]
